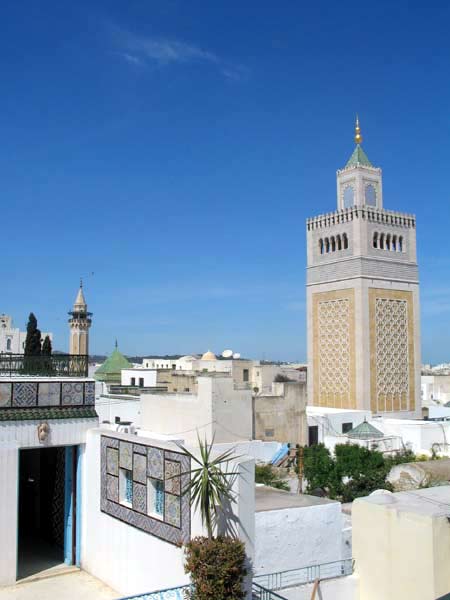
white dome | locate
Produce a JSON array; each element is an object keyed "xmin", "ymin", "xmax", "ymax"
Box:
[{"xmin": 201, "ymin": 350, "xmax": 216, "ymax": 361}]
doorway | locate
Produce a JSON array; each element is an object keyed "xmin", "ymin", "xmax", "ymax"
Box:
[{"xmin": 17, "ymin": 446, "xmax": 78, "ymax": 580}]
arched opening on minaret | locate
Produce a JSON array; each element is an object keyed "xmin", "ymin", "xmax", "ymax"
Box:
[
  {"xmin": 343, "ymin": 233, "xmax": 348, "ymax": 249},
  {"xmin": 331, "ymin": 237, "xmax": 336, "ymax": 252},
  {"xmin": 373, "ymin": 232, "xmax": 378, "ymax": 248}
]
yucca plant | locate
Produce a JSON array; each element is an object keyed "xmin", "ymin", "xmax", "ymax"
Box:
[{"xmin": 177, "ymin": 433, "xmax": 239, "ymax": 539}]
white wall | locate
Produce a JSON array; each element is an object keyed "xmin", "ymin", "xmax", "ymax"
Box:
[
  {"xmin": 214, "ymin": 440, "xmax": 282, "ymax": 464},
  {"xmin": 307, "ymin": 407, "xmax": 371, "ymax": 442},
  {"xmin": 121, "ymin": 369, "xmax": 157, "ymax": 387},
  {"xmin": 141, "ymin": 376, "xmax": 252, "ymax": 444},
  {"xmin": 96, "ymin": 395, "xmax": 141, "ymax": 428},
  {"xmin": 254, "ymin": 501, "xmax": 342, "ymax": 576},
  {"xmin": 81, "ymin": 428, "xmax": 255, "ymax": 597},
  {"xmin": 379, "ymin": 418, "xmax": 450, "ymax": 455}
]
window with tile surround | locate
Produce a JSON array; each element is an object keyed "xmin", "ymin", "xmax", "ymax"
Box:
[
  {"xmin": 119, "ymin": 468, "xmax": 133, "ymax": 505},
  {"xmin": 148, "ymin": 478, "xmax": 164, "ymax": 519}
]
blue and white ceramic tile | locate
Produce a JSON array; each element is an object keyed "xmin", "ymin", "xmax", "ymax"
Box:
[
  {"xmin": 38, "ymin": 382, "xmax": 61, "ymax": 406},
  {"xmin": 132, "ymin": 482, "xmax": 147, "ymax": 513},
  {"xmin": 13, "ymin": 382, "xmax": 37, "ymax": 407},
  {"xmin": 106, "ymin": 447, "xmax": 119, "ymax": 476},
  {"xmin": 61, "ymin": 381, "xmax": 83, "ymax": 405},
  {"xmin": 164, "ymin": 460, "xmax": 181, "ymax": 495},
  {"xmin": 106, "ymin": 475, "xmax": 119, "ymax": 502},
  {"xmin": 0, "ymin": 383, "xmax": 12, "ymax": 407},
  {"xmin": 84, "ymin": 381, "xmax": 95, "ymax": 405},
  {"xmin": 133, "ymin": 453, "xmax": 147, "ymax": 484},
  {"xmin": 147, "ymin": 447, "xmax": 164, "ymax": 480},
  {"xmin": 165, "ymin": 493, "xmax": 181, "ymax": 528},
  {"xmin": 119, "ymin": 441, "xmax": 132, "ymax": 470}
]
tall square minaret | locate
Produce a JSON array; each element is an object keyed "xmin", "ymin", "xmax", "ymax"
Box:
[{"xmin": 306, "ymin": 119, "xmax": 421, "ymax": 418}]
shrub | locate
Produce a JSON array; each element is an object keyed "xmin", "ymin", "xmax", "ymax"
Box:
[
  {"xmin": 255, "ymin": 464, "xmax": 290, "ymax": 491},
  {"xmin": 184, "ymin": 536, "xmax": 247, "ymax": 600}
]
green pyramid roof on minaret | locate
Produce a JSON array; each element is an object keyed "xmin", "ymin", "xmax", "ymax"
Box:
[
  {"xmin": 345, "ymin": 116, "xmax": 373, "ymax": 168},
  {"xmin": 94, "ymin": 341, "xmax": 132, "ymax": 383}
]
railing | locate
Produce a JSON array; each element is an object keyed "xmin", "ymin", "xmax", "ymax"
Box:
[
  {"xmin": 118, "ymin": 583, "xmax": 287, "ymax": 600},
  {"xmin": 254, "ymin": 558, "xmax": 354, "ymax": 591},
  {"xmin": 252, "ymin": 582, "xmax": 288, "ymax": 599},
  {"xmin": 118, "ymin": 584, "xmax": 191, "ymax": 599},
  {"xmin": 0, "ymin": 354, "xmax": 88, "ymax": 377}
]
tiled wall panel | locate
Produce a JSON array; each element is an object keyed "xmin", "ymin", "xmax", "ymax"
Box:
[{"xmin": 101, "ymin": 435, "xmax": 190, "ymax": 546}]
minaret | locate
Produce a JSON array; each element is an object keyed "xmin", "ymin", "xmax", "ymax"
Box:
[
  {"xmin": 68, "ymin": 280, "xmax": 92, "ymax": 355},
  {"xmin": 306, "ymin": 118, "xmax": 421, "ymax": 418}
]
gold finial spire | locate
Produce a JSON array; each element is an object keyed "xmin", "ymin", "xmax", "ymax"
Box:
[{"xmin": 354, "ymin": 115, "xmax": 363, "ymax": 145}]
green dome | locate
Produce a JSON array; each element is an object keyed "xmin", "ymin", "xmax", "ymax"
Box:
[
  {"xmin": 94, "ymin": 347, "xmax": 132, "ymax": 383},
  {"xmin": 347, "ymin": 419, "xmax": 384, "ymax": 440}
]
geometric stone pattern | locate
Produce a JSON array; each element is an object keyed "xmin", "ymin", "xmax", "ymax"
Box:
[
  {"xmin": 0, "ymin": 380, "xmax": 97, "ymax": 409},
  {"xmin": 375, "ymin": 298, "xmax": 409, "ymax": 412},
  {"xmin": 318, "ymin": 298, "xmax": 351, "ymax": 406},
  {"xmin": 101, "ymin": 435, "xmax": 190, "ymax": 546}
]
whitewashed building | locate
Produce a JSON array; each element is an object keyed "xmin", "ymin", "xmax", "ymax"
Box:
[{"xmin": 0, "ymin": 314, "xmax": 53, "ymax": 354}]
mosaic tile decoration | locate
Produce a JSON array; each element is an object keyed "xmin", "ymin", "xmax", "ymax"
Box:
[
  {"xmin": 119, "ymin": 441, "xmax": 132, "ymax": 469},
  {"xmin": 107, "ymin": 474, "xmax": 119, "ymax": 502},
  {"xmin": 61, "ymin": 382, "xmax": 84, "ymax": 405},
  {"xmin": 106, "ymin": 447, "xmax": 119, "ymax": 476},
  {"xmin": 165, "ymin": 493, "xmax": 181, "ymax": 527},
  {"xmin": 0, "ymin": 383, "xmax": 12, "ymax": 407},
  {"xmin": 148, "ymin": 447, "xmax": 163, "ymax": 480},
  {"xmin": 133, "ymin": 482, "xmax": 147, "ymax": 513},
  {"xmin": 38, "ymin": 382, "xmax": 61, "ymax": 406},
  {"xmin": 84, "ymin": 381, "xmax": 96, "ymax": 405},
  {"xmin": 101, "ymin": 435, "xmax": 191, "ymax": 546},
  {"xmin": 164, "ymin": 460, "xmax": 181, "ymax": 495},
  {"xmin": 133, "ymin": 453, "xmax": 147, "ymax": 484},
  {"xmin": 13, "ymin": 382, "xmax": 38, "ymax": 407}
]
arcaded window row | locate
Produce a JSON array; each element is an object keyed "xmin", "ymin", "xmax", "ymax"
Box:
[
  {"xmin": 319, "ymin": 233, "xmax": 349, "ymax": 254},
  {"xmin": 373, "ymin": 232, "xmax": 404, "ymax": 252}
]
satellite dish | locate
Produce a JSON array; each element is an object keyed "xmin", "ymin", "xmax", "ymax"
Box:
[
  {"xmin": 233, "ymin": 353, "xmax": 241, "ymax": 359},
  {"xmin": 222, "ymin": 349, "xmax": 233, "ymax": 358}
]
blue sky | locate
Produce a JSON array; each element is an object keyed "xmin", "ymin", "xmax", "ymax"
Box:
[{"xmin": 1, "ymin": 0, "xmax": 449, "ymax": 362}]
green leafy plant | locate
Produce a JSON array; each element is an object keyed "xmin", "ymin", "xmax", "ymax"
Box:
[
  {"xmin": 184, "ymin": 536, "xmax": 247, "ymax": 600},
  {"xmin": 255, "ymin": 464, "xmax": 290, "ymax": 491},
  {"xmin": 177, "ymin": 434, "xmax": 238, "ymax": 539}
]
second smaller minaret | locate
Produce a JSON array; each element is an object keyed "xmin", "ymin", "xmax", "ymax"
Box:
[{"xmin": 68, "ymin": 280, "xmax": 92, "ymax": 355}]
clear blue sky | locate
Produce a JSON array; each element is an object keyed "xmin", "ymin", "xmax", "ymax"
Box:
[{"xmin": 1, "ymin": 1, "xmax": 449, "ymax": 362}]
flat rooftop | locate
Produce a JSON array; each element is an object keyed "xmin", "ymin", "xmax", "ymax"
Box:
[{"xmin": 255, "ymin": 485, "xmax": 336, "ymax": 512}]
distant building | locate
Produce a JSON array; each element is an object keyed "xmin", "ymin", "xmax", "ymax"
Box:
[
  {"xmin": 253, "ymin": 381, "xmax": 307, "ymax": 445},
  {"xmin": 0, "ymin": 314, "xmax": 52, "ymax": 354},
  {"xmin": 94, "ymin": 343, "xmax": 132, "ymax": 385},
  {"xmin": 142, "ymin": 351, "xmax": 306, "ymax": 392},
  {"xmin": 140, "ymin": 373, "xmax": 253, "ymax": 444}
]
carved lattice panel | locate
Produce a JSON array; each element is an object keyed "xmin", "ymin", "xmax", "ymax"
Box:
[
  {"xmin": 318, "ymin": 298, "xmax": 351, "ymax": 407},
  {"xmin": 375, "ymin": 298, "xmax": 409, "ymax": 412}
]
